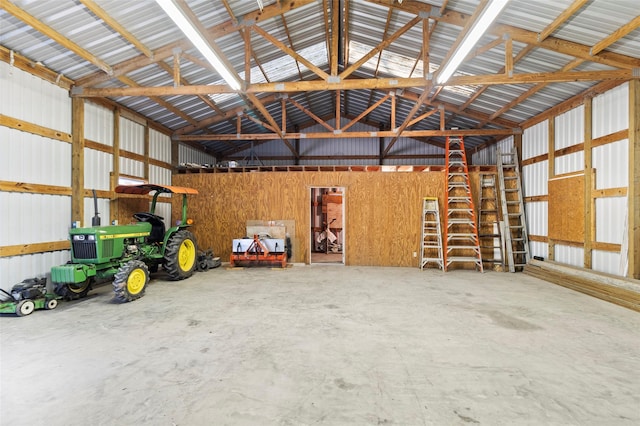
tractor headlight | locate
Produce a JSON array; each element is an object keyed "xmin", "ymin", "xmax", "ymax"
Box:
[
  {"xmin": 73, "ymin": 235, "xmax": 85, "ymax": 241},
  {"xmin": 88, "ymin": 235, "xmax": 95, "ymax": 241}
]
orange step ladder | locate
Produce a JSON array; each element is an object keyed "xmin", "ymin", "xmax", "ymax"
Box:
[{"xmin": 444, "ymin": 136, "xmax": 483, "ymax": 272}]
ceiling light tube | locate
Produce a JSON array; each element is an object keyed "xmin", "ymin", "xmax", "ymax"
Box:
[
  {"xmin": 155, "ymin": 0, "xmax": 241, "ymax": 90},
  {"xmin": 436, "ymin": 0, "xmax": 509, "ymax": 84}
]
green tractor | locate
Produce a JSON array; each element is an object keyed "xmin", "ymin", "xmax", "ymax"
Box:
[{"xmin": 51, "ymin": 184, "xmax": 199, "ymax": 303}]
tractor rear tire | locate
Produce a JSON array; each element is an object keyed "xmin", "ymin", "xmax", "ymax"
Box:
[
  {"xmin": 112, "ymin": 260, "xmax": 149, "ymax": 303},
  {"xmin": 55, "ymin": 279, "xmax": 92, "ymax": 301},
  {"xmin": 16, "ymin": 299, "xmax": 35, "ymax": 316},
  {"xmin": 164, "ymin": 230, "xmax": 197, "ymax": 280}
]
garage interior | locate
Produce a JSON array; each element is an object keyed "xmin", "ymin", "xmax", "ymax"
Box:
[{"xmin": 1, "ymin": 0, "xmax": 639, "ymax": 424}]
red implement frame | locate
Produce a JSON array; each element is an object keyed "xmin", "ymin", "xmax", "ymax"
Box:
[{"xmin": 230, "ymin": 235, "xmax": 287, "ymax": 268}]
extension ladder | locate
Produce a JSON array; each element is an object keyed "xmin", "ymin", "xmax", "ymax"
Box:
[
  {"xmin": 497, "ymin": 147, "xmax": 530, "ymax": 272},
  {"xmin": 478, "ymin": 174, "xmax": 504, "ymax": 269},
  {"xmin": 421, "ymin": 197, "xmax": 443, "ymax": 270},
  {"xmin": 444, "ymin": 136, "xmax": 483, "ymax": 272}
]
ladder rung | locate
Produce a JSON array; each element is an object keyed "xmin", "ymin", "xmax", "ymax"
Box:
[{"xmin": 447, "ymin": 256, "xmax": 482, "ymax": 262}]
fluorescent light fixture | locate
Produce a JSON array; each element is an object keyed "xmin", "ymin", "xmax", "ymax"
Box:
[
  {"xmin": 436, "ymin": 0, "xmax": 509, "ymax": 84},
  {"xmin": 155, "ymin": 0, "xmax": 241, "ymax": 90}
]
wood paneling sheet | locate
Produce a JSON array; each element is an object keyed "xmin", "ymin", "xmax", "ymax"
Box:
[
  {"xmin": 548, "ymin": 172, "xmax": 585, "ymax": 243},
  {"xmin": 173, "ymin": 171, "xmax": 472, "ymax": 267}
]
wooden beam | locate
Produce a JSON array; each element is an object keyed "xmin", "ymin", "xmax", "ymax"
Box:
[
  {"xmin": 548, "ymin": 116, "xmax": 555, "ymax": 261},
  {"xmin": 253, "ymin": 25, "xmax": 329, "ymax": 80},
  {"xmin": 330, "ymin": 0, "xmax": 339, "ymax": 76},
  {"xmin": 78, "ymin": 0, "xmax": 153, "ymax": 58},
  {"xmin": 538, "ymin": 0, "xmax": 589, "ymax": 42},
  {"xmin": 75, "ymin": 0, "xmax": 316, "ymax": 88},
  {"xmin": 0, "ymin": 181, "xmax": 71, "ymax": 196},
  {"xmin": 288, "ymin": 98, "xmax": 335, "ymax": 132},
  {"xmin": 241, "ymin": 111, "xmax": 277, "ymax": 133},
  {"xmin": 71, "ymin": 69, "xmax": 634, "ymax": 99},
  {"xmin": 178, "ymin": 127, "xmax": 516, "ymax": 141},
  {"xmin": 0, "ymin": 115, "xmax": 72, "ymax": 143},
  {"xmin": 72, "ymin": 98, "xmax": 85, "ymax": 225},
  {"xmin": 382, "ymin": 90, "xmax": 431, "ymax": 158},
  {"xmin": 117, "ymin": 76, "xmax": 198, "ymax": 126},
  {"xmin": 340, "ymin": 16, "xmax": 421, "ymax": 79},
  {"xmin": 2, "ymin": 0, "xmax": 112, "ymax": 74},
  {"xmin": 245, "ymin": 93, "xmax": 299, "ymax": 158},
  {"xmin": 629, "ymin": 78, "xmax": 640, "ymax": 279},
  {"xmin": 584, "ymin": 98, "xmax": 593, "ymax": 269},
  {"xmin": 0, "ymin": 241, "xmax": 71, "ymax": 258},
  {"xmin": 371, "ymin": 0, "xmax": 640, "ymax": 70},
  {"xmin": 591, "ymin": 15, "xmax": 640, "ymax": 56},
  {"xmin": 0, "ymin": 46, "xmax": 74, "ymax": 89},
  {"xmin": 341, "ymin": 93, "xmax": 390, "ymax": 132}
]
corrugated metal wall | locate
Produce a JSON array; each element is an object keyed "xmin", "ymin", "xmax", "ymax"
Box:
[
  {"xmin": 231, "ymin": 119, "xmax": 446, "ymax": 166},
  {"xmin": 179, "ymin": 143, "xmax": 216, "ymax": 165},
  {"xmin": 1, "ymin": 64, "xmax": 177, "ymax": 290},
  {"xmin": 471, "ymin": 136, "xmax": 514, "ymax": 165},
  {"xmin": 1, "ymin": 63, "xmax": 72, "ymax": 288},
  {"xmin": 591, "ymin": 83, "xmax": 629, "ymax": 275},
  {"xmin": 474, "ymin": 84, "xmax": 631, "ymax": 275},
  {"xmin": 522, "ymin": 120, "xmax": 549, "ymax": 260}
]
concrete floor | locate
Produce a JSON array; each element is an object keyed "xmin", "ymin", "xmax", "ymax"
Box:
[{"xmin": 1, "ymin": 265, "xmax": 639, "ymax": 425}]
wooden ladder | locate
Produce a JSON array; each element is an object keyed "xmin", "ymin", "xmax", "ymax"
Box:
[
  {"xmin": 421, "ymin": 197, "xmax": 444, "ymax": 270},
  {"xmin": 497, "ymin": 147, "xmax": 530, "ymax": 272},
  {"xmin": 444, "ymin": 136, "xmax": 483, "ymax": 272},
  {"xmin": 478, "ymin": 173, "xmax": 504, "ymax": 269}
]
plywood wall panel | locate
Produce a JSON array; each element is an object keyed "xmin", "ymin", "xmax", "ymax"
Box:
[{"xmin": 174, "ymin": 171, "xmax": 452, "ymax": 267}]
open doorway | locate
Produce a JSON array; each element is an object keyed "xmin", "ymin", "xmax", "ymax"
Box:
[{"xmin": 310, "ymin": 187, "xmax": 345, "ymax": 264}]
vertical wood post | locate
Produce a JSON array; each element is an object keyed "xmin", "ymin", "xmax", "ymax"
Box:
[
  {"xmin": 548, "ymin": 117, "xmax": 555, "ymax": 260},
  {"xmin": 629, "ymin": 79, "xmax": 640, "ymax": 279},
  {"xmin": 144, "ymin": 124, "xmax": 150, "ymax": 181},
  {"xmin": 110, "ymin": 108, "xmax": 120, "ymax": 223},
  {"xmin": 71, "ymin": 97, "xmax": 84, "ymax": 226},
  {"xmin": 583, "ymin": 98, "xmax": 593, "ymax": 269}
]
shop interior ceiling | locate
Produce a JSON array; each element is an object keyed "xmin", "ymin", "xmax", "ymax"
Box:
[{"xmin": 1, "ymin": 0, "xmax": 639, "ymax": 161}]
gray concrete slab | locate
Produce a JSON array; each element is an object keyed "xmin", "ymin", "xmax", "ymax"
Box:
[{"xmin": 1, "ymin": 265, "xmax": 639, "ymax": 425}]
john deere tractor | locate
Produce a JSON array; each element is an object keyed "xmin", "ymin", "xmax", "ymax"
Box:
[{"xmin": 51, "ymin": 184, "xmax": 199, "ymax": 303}]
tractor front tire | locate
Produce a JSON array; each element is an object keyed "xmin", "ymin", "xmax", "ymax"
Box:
[
  {"xmin": 112, "ymin": 260, "xmax": 149, "ymax": 303},
  {"xmin": 16, "ymin": 299, "xmax": 35, "ymax": 316},
  {"xmin": 55, "ymin": 279, "xmax": 92, "ymax": 301},
  {"xmin": 164, "ymin": 230, "xmax": 198, "ymax": 280}
]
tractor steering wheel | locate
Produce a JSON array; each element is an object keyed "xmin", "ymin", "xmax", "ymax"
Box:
[{"xmin": 133, "ymin": 212, "xmax": 164, "ymax": 223}]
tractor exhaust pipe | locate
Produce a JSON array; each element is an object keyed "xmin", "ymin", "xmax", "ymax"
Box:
[{"xmin": 91, "ymin": 189, "xmax": 101, "ymax": 226}]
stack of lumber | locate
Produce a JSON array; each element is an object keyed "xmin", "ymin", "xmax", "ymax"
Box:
[{"xmin": 524, "ymin": 259, "xmax": 640, "ymax": 312}]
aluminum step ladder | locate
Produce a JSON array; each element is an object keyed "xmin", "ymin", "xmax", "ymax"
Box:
[
  {"xmin": 497, "ymin": 147, "xmax": 530, "ymax": 272},
  {"xmin": 478, "ymin": 173, "xmax": 504, "ymax": 269},
  {"xmin": 444, "ymin": 136, "xmax": 483, "ymax": 272},
  {"xmin": 421, "ymin": 197, "xmax": 443, "ymax": 270}
]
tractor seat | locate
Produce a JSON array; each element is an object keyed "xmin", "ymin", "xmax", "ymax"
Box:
[{"xmin": 133, "ymin": 212, "xmax": 166, "ymax": 243}]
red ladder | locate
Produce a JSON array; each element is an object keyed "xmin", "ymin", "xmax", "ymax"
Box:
[{"xmin": 444, "ymin": 136, "xmax": 483, "ymax": 272}]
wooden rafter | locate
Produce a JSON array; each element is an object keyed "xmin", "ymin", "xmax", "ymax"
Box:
[
  {"xmin": 178, "ymin": 127, "xmax": 516, "ymax": 142},
  {"xmin": 341, "ymin": 16, "xmax": 421, "ymax": 79},
  {"xmin": 590, "ymin": 15, "xmax": 640, "ymax": 56},
  {"xmin": 78, "ymin": 0, "xmax": 153, "ymax": 59},
  {"xmin": 383, "ymin": 89, "xmax": 431, "ymax": 157},
  {"xmin": 368, "ymin": 0, "xmax": 640, "ymax": 70},
  {"xmin": 74, "ymin": 0, "xmax": 316, "ymax": 88},
  {"xmin": 341, "ymin": 93, "xmax": 391, "ymax": 132},
  {"xmin": 117, "ymin": 76, "xmax": 198, "ymax": 126},
  {"xmin": 537, "ymin": 0, "xmax": 590, "ymax": 42},
  {"xmin": 330, "ymin": 0, "xmax": 340, "ymax": 76},
  {"xmin": 288, "ymin": 98, "xmax": 335, "ymax": 132},
  {"xmin": 253, "ymin": 25, "xmax": 329, "ymax": 80},
  {"xmin": 3, "ymin": 0, "xmax": 112, "ymax": 75},
  {"xmin": 71, "ymin": 68, "xmax": 634, "ymax": 99}
]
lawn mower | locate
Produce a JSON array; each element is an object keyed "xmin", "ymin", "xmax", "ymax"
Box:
[{"xmin": 0, "ymin": 278, "xmax": 60, "ymax": 317}]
